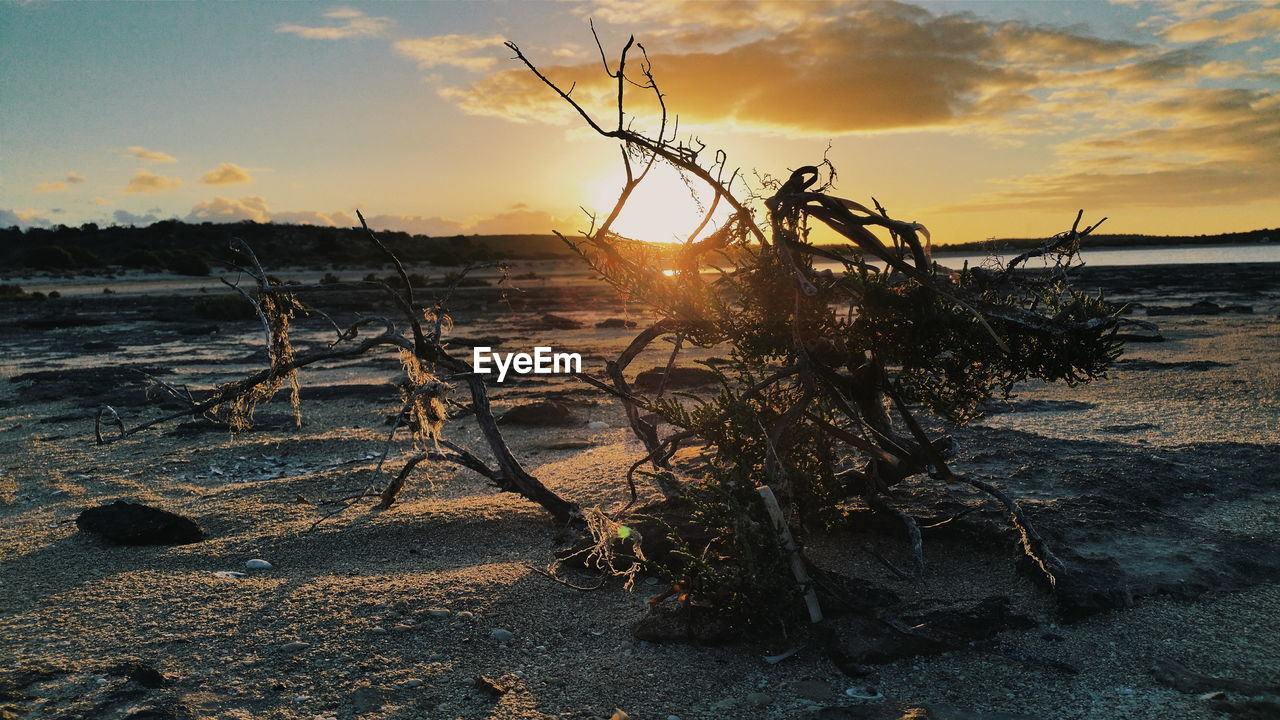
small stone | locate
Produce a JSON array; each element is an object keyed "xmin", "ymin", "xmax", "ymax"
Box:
[
  {"xmin": 371, "ymin": 626, "xmax": 387, "ymax": 634},
  {"xmin": 427, "ymin": 608, "xmax": 451, "ymax": 618},
  {"xmin": 455, "ymin": 611, "xmax": 474, "ymax": 621},
  {"xmin": 395, "ymin": 624, "xmax": 414, "ymax": 632},
  {"xmin": 490, "ymin": 628, "xmax": 515, "ymax": 644},
  {"xmin": 668, "ymin": 716, "xmax": 681, "ymax": 720},
  {"xmin": 744, "ymin": 692, "xmax": 772, "ymax": 708},
  {"xmin": 214, "ymin": 571, "xmax": 247, "ymax": 579},
  {"xmin": 587, "ymin": 421, "xmax": 609, "ymax": 430},
  {"xmin": 644, "ymin": 576, "xmax": 659, "ymax": 586},
  {"xmin": 245, "ymin": 559, "xmax": 272, "ymax": 569},
  {"xmin": 280, "ymin": 641, "xmax": 311, "ymax": 652},
  {"xmin": 404, "ymin": 678, "xmax": 423, "ymax": 688}
]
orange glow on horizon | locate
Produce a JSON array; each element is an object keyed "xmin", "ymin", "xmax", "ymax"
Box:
[{"xmin": 582, "ymin": 161, "xmax": 733, "ymax": 244}]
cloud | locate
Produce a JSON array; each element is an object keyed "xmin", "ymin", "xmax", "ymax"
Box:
[
  {"xmin": 441, "ymin": 3, "xmax": 1163, "ymax": 135},
  {"xmin": 167, "ymin": 195, "xmax": 571, "ymax": 235},
  {"xmin": 944, "ymin": 87, "xmax": 1280, "ymax": 212},
  {"xmin": 123, "ymin": 169, "xmax": 182, "ymax": 195},
  {"xmin": 1162, "ymin": 5, "xmax": 1280, "ymax": 45},
  {"xmin": 277, "ymin": 8, "xmax": 391, "ymax": 40},
  {"xmin": 35, "ymin": 181, "xmax": 68, "ymax": 193},
  {"xmin": 128, "ymin": 146, "xmax": 177, "ymax": 163},
  {"xmin": 186, "ymin": 196, "xmax": 271, "ymax": 223},
  {"xmin": 66, "ymin": 172, "xmax": 85, "ymax": 184},
  {"xmin": 92, "ymin": 196, "xmax": 111, "ymax": 205},
  {"xmin": 393, "ymin": 34, "xmax": 508, "ymax": 72},
  {"xmin": 113, "ymin": 209, "xmax": 161, "ymax": 226},
  {"xmin": 0, "ymin": 208, "xmax": 50, "ymax": 228},
  {"xmin": 200, "ymin": 162, "xmax": 253, "ymax": 185}
]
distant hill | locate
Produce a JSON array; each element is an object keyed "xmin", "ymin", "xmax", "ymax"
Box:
[
  {"xmin": 1, "ymin": 219, "xmax": 1274, "ymax": 274},
  {"xmin": 0, "ymin": 220, "xmax": 575, "ymax": 274}
]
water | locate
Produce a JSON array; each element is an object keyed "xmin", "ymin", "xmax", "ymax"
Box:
[
  {"xmin": 11, "ymin": 243, "xmax": 1277, "ymax": 298},
  {"xmin": 909, "ymin": 243, "xmax": 1280, "ymax": 270}
]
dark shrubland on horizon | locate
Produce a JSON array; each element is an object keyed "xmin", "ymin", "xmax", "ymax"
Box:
[{"xmin": 1, "ymin": 219, "xmax": 1275, "ymax": 275}]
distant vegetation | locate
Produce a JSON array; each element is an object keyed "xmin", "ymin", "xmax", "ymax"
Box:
[
  {"xmin": 0, "ymin": 220, "xmax": 575, "ymax": 274},
  {"xmin": 927, "ymin": 227, "xmax": 1277, "ymax": 253},
  {"xmin": 0, "ymin": 220, "xmax": 1273, "ymax": 274}
]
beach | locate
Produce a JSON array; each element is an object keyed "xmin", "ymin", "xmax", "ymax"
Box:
[{"xmin": 0, "ymin": 260, "xmax": 1277, "ymax": 720}]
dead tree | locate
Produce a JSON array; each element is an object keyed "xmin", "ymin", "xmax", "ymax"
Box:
[
  {"xmin": 506, "ymin": 32, "xmax": 1125, "ymax": 626},
  {"xmin": 95, "ymin": 219, "xmax": 582, "ymax": 526}
]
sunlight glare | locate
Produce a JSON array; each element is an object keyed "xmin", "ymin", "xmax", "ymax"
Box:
[{"xmin": 582, "ymin": 161, "xmax": 732, "ymax": 244}]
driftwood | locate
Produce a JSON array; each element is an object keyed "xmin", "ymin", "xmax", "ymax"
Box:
[
  {"xmin": 507, "ymin": 27, "xmax": 1124, "ymax": 633},
  {"xmin": 93, "ymin": 215, "xmax": 583, "ymax": 527}
]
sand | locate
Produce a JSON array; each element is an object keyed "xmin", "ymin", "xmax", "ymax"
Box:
[{"xmin": 0, "ymin": 262, "xmax": 1277, "ymax": 720}]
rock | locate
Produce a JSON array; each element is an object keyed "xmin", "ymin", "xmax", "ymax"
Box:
[
  {"xmin": 1146, "ymin": 300, "xmax": 1252, "ymax": 316},
  {"xmin": 280, "ymin": 641, "xmax": 310, "ymax": 653},
  {"xmin": 76, "ymin": 501, "xmax": 204, "ymax": 545},
  {"xmin": 633, "ymin": 366, "xmax": 718, "ymax": 391},
  {"xmin": 213, "ymin": 571, "xmax": 247, "ymax": 579},
  {"xmin": 631, "ymin": 604, "xmax": 733, "ymax": 644},
  {"xmin": 595, "ymin": 318, "xmax": 638, "ymax": 329},
  {"xmin": 831, "ymin": 596, "xmax": 1035, "ymax": 665},
  {"xmin": 426, "ymin": 608, "xmax": 451, "ymax": 618},
  {"xmin": 793, "ymin": 680, "xmax": 833, "ymax": 700},
  {"xmin": 245, "ymin": 559, "xmax": 272, "ymax": 569},
  {"xmin": 490, "ymin": 628, "xmax": 515, "ymax": 644},
  {"xmin": 498, "ymin": 401, "xmax": 580, "ymax": 426},
  {"xmin": 544, "ymin": 440, "xmax": 594, "ymax": 450},
  {"xmin": 455, "ymin": 611, "xmax": 475, "ymax": 621},
  {"xmin": 586, "ymin": 421, "xmax": 609, "ymax": 430},
  {"xmin": 609, "ymin": 711, "xmax": 631, "ymax": 720},
  {"xmin": 540, "ymin": 313, "xmax": 584, "ymax": 329},
  {"xmin": 112, "ymin": 662, "xmax": 169, "ymax": 688},
  {"xmin": 744, "ymin": 692, "xmax": 772, "ymax": 708},
  {"xmin": 473, "ymin": 675, "xmax": 507, "ymax": 696},
  {"xmin": 404, "ymin": 678, "xmax": 423, "ymax": 688},
  {"xmin": 371, "ymin": 626, "xmax": 387, "ymax": 634}
]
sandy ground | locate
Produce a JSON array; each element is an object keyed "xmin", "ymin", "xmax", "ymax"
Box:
[{"xmin": 0, "ymin": 262, "xmax": 1277, "ymax": 720}]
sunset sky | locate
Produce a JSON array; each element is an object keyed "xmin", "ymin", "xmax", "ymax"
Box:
[{"xmin": 1, "ymin": 0, "xmax": 1277, "ymax": 244}]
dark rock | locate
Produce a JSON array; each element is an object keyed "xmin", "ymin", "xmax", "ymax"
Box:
[
  {"xmin": 630, "ymin": 603, "xmax": 734, "ymax": 644},
  {"xmin": 595, "ymin": 318, "xmax": 638, "ymax": 329},
  {"xmin": 1115, "ymin": 359, "xmax": 1230, "ymax": 372},
  {"xmin": 82, "ymin": 340, "xmax": 122, "ymax": 351},
  {"xmin": 540, "ymin": 313, "xmax": 583, "ymax": 330},
  {"xmin": 983, "ymin": 399, "xmax": 1094, "ymax": 414},
  {"xmin": 473, "ymin": 675, "xmax": 507, "ymax": 696},
  {"xmin": 1146, "ymin": 300, "xmax": 1252, "ymax": 316},
  {"xmin": 76, "ymin": 501, "xmax": 204, "ymax": 545},
  {"xmin": 112, "ymin": 663, "xmax": 169, "ymax": 689},
  {"xmin": 633, "ymin": 366, "xmax": 718, "ymax": 391},
  {"xmin": 831, "ymin": 596, "xmax": 1034, "ymax": 665},
  {"xmin": 1099, "ymin": 422, "xmax": 1158, "ymax": 434},
  {"xmin": 498, "ymin": 400, "xmax": 580, "ymax": 426}
]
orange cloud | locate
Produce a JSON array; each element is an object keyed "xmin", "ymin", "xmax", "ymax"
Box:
[
  {"xmin": 393, "ymin": 34, "xmax": 507, "ymax": 72},
  {"xmin": 277, "ymin": 8, "xmax": 391, "ymax": 40},
  {"xmin": 123, "ymin": 169, "xmax": 182, "ymax": 194},
  {"xmin": 35, "ymin": 181, "xmax": 68, "ymax": 193},
  {"xmin": 128, "ymin": 146, "xmax": 177, "ymax": 163},
  {"xmin": 1162, "ymin": 6, "xmax": 1280, "ymax": 44},
  {"xmin": 200, "ymin": 162, "xmax": 253, "ymax": 185},
  {"xmin": 442, "ymin": 4, "xmax": 1153, "ymax": 135}
]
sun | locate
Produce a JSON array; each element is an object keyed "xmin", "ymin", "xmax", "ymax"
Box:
[{"xmin": 582, "ymin": 161, "xmax": 732, "ymax": 244}]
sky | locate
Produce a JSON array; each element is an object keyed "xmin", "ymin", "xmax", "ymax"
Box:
[{"xmin": 1, "ymin": 0, "xmax": 1277, "ymax": 245}]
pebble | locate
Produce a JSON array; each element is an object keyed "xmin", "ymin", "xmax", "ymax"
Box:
[
  {"xmin": 404, "ymin": 678, "xmax": 423, "ymax": 688},
  {"xmin": 245, "ymin": 559, "xmax": 272, "ymax": 569},
  {"xmin": 395, "ymin": 624, "xmax": 414, "ymax": 632},
  {"xmin": 744, "ymin": 692, "xmax": 772, "ymax": 708},
  {"xmin": 427, "ymin": 608, "xmax": 451, "ymax": 618},
  {"xmin": 214, "ymin": 571, "xmax": 247, "ymax": 579},
  {"xmin": 280, "ymin": 641, "xmax": 311, "ymax": 652},
  {"xmin": 587, "ymin": 421, "xmax": 609, "ymax": 430},
  {"xmin": 456, "ymin": 611, "xmax": 475, "ymax": 620},
  {"xmin": 490, "ymin": 628, "xmax": 515, "ymax": 644},
  {"xmin": 371, "ymin": 626, "xmax": 387, "ymax": 634}
]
